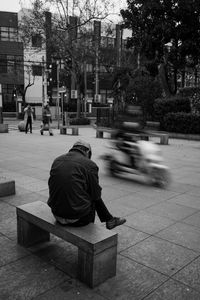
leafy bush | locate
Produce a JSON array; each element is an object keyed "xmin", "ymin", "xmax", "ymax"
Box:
[
  {"xmin": 154, "ymin": 96, "xmax": 191, "ymax": 121},
  {"xmin": 178, "ymin": 87, "xmax": 200, "ymax": 97},
  {"xmin": 92, "ymin": 103, "xmax": 109, "ymax": 107},
  {"xmin": 179, "ymin": 87, "xmax": 200, "ymax": 115},
  {"xmin": 69, "ymin": 117, "xmax": 90, "ymax": 125},
  {"xmin": 161, "ymin": 112, "xmax": 200, "ymax": 134}
]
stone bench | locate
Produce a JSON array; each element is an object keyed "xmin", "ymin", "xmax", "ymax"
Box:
[
  {"xmin": 60, "ymin": 126, "xmax": 79, "ymax": 136},
  {"xmin": 142, "ymin": 131, "xmax": 169, "ymax": 145},
  {"xmin": 125, "ymin": 131, "xmax": 169, "ymax": 145},
  {"xmin": 96, "ymin": 127, "xmax": 116, "ymax": 139},
  {"xmin": 0, "ymin": 176, "xmax": 15, "ymax": 197},
  {"xmin": 16, "ymin": 201, "xmax": 118, "ymax": 288}
]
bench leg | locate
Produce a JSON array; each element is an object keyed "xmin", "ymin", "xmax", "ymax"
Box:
[
  {"xmin": 141, "ymin": 136, "xmax": 149, "ymax": 141},
  {"xmin": 160, "ymin": 135, "xmax": 169, "ymax": 145},
  {"xmin": 78, "ymin": 245, "xmax": 117, "ymax": 288},
  {"xmin": 60, "ymin": 128, "xmax": 66, "ymax": 134},
  {"xmin": 72, "ymin": 128, "xmax": 79, "ymax": 135},
  {"xmin": 17, "ymin": 216, "xmax": 50, "ymax": 247},
  {"xmin": 96, "ymin": 131, "xmax": 103, "ymax": 138}
]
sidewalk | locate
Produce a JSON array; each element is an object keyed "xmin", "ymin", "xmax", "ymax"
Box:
[{"xmin": 0, "ymin": 127, "xmax": 200, "ymax": 299}]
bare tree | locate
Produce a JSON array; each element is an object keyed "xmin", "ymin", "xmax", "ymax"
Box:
[{"xmin": 19, "ymin": 0, "xmax": 116, "ymax": 117}]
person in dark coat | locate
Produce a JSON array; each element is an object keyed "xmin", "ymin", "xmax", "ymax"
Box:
[
  {"xmin": 24, "ymin": 104, "xmax": 34, "ymax": 134},
  {"xmin": 48, "ymin": 140, "xmax": 126, "ymax": 229}
]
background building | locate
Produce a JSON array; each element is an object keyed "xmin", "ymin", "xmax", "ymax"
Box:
[{"xmin": 0, "ymin": 11, "xmax": 24, "ymax": 112}]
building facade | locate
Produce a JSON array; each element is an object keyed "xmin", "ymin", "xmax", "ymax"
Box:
[{"xmin": 0, "ymin": 11, "xmax": 24, "ymax": 112}]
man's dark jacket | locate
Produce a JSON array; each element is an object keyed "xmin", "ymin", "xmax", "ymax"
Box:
[{"xmin": 48, "ymin": 149, "xmax": 102, "ymax": 219}]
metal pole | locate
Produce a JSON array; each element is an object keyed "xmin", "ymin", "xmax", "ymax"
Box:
[
  {"xmin": 84, "ymin": 61, "xmax": 87, "ymax": 117},
  {"xmin": 42, "ymin": 56, "xmax": 45, "ymax": 105},
  {"xmin": 95, "ymin": 46, "xmax": 99, "ymax": 102},
  {"xmin": 56, "ymin": 60, "xmax": 60, "ymax": 129}
]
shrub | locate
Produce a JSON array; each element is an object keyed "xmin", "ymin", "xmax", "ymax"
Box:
[
  {"xmin": 69, "ymin": 117, "xmax": 90, "ymax": 125},
  {"xmin": 92, "ymin": 103, "xmax": 109, "ymax": 107},
  {"xmin": 154, "ymin": 96, "xmax": 191, "ymax": 121},
  {"xmin": 161, "ymin": 112, "xmax": 200, "ymax": 134},
  {"xmin": 179, "ymin": 87, "xmax": 200, "ymax": 115}
]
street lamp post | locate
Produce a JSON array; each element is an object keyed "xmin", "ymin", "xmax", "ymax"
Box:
[{"xmin": 56, "ymin": 60, "xmax": 60, "ymax": 129}]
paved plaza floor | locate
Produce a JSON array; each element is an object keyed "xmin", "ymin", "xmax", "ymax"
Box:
[{"xmin": 0, "ymin": 125, "xmax": 200, "ymax": 299}]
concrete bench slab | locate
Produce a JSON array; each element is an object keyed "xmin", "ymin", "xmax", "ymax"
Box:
[
  {"xmin": 60, "ymin": 126, "xmax": 79, "ymax": 135},
  {"xmin": 0, "ymin": 176, "xmax": 15, "ymax": 197},
  {"xmin": 16, "ymin": 201, "xmax": 117, "ymax": 288},
  {"xmin": 0, "ymin": 124, "xmax": 8, "ymax": 133},
  {"xmin": 96, "ymin": 127, "xmax": 116, "ymax": 139}
]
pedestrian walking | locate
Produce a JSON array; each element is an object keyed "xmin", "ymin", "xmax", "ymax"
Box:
[
  {"xmin": 40, "ymin": 103, "xmax": 53, "ymax": 136},
  {"xmin": 24, "ymin": 104, "xmax": 34, "ymax": 134},
  {"xmin": 48, "ymin": 140, "xmax": 126, "ymax": 229}
]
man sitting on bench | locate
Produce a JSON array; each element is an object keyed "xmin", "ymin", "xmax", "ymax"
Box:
[{"xmin": 48, "ymin": 140, "xmax": 126, "ymax": 229}]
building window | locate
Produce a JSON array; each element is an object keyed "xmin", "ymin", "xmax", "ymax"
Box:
[
  {"xmin": 86, "ymin": 63, "xmax": 93, "ymax": 72},
  {"xmin": 32, "ymin": 65, "xmax": 42, "ymax": 76},
  {"xmin": 0, "ymin": 54, "xmax": 7, "ymax": 73},
  {"xmin": 32, "ymin": 34, "xmax": 42, "ymax": 48},
  {"xmin": 0, "ymin": 55, "xmax": 23, "ymax": 74},
  {"xmin": 0, "ymin": 27, "xmax": 18, "ymax": 42},
  {"xmin": 7, "ymin": 55, "xmax": 15, "ymax": 73}
]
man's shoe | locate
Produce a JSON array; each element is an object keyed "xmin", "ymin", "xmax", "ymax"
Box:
[
  {"xmin": 106, "ymin": 217, "xmax": 126, "ymax": 230},
  {"xmin": 40, "ymin": 131, "xmax": 43, "ymax": 135}
]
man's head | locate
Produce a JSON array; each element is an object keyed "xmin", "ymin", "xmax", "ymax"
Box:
[{"xmin": 71, "ymin": 140, "xmax": 92, "ymax": 159}]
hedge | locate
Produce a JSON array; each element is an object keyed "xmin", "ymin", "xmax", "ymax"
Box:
[
  {"xmin": 69, "ymin": 117, "xmax": 90, "ymax": 125},
  {"xmin": 161, "ymin": 112, "xmax": 200, "ymax": 134},
  {"xmin": 154, "ymin": 96, "xmax": 191, "ymax": 121}
]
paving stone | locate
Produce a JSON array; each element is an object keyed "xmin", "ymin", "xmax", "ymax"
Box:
[
  {"xmin": 34, "ymin": 282, "xmax": 105, "ymax": 300},
  {"xmin": 0, "ymin": 126, "xmax": 200, "ymax": 298},
  {"xmin": 94, "ymin": 255, "xmax": 167, "ymax": 300},
  {"xmin": 167, "ymin": 193, "xmax": 200, "ymax": 210},
  {"xmin": 101, "ymin": 186, "xmax": 132, "ymax": 202},
  {"xmin": 113, "ymin": 193, "xmax": 164, "ymax": 210},
  {"xmin": 0, "ymin": 215, "xmax": 17, "ymax": 240},
  {"xmin": 144, "ymin": 202, "xmax": 197, "ymax": 221},
  {"xmin": 126, "ymin": 211, "xmax": 175, "ymax": 234},
  {"xmin": 156, "ymin": 222, "xmax": 200, "ymax": 252},
  {"xmin": 106, "ymin": 200, "xmax": 138, "ymax": 217},
  {"xmin": 144, "ymin": 278, "xmax": 200, "ymax": 300},
  {"xmin": 121, "ymin": 236, "xmax": 198, "ymax": 276},
  {"xmin": 0, "ymin": 235, "xmax": 29, "ymax": 267},
  {"xmin": 112, "ymin": 225, "xmax": 149, "ymax": 252},
  {"xmin": 28, "ymin": 240, "xmax": 78, "ymax": 278},
  {"xmin": 181, "ymin": 211, "xmax": 200, "ymax": 228},
  {"xmin": 3, "ymin": 191, "xmax": 47, "ymax": 207},
  {"xmin": 0, "ymin": 255, "xmax": 70, "ymax": 300},
  {"xmin": 173, "ymin": 256, "xmax": 200, "ymax": 292},
  {"xmin": 0, "ymin": 201, "xmax": 16, "ymax": 219}
]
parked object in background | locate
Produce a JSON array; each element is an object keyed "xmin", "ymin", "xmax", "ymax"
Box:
[{"xmin": 18, "ymin": 121, "xmax": 25, "ymax": 132}]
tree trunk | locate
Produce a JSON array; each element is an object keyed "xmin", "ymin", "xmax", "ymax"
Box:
[
  {"xmin": 158, "ymin": 63, "xmax": 172, "ymax": 97},
  {"xmin": 181, "ymin": 70, "xmax": 185, "ymax": 87},
  {"xmin": 76, "ymin": 82, "xmax": 81, "ymax": 118}
]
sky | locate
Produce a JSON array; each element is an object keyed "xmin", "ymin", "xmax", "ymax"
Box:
[{"xmin": 0, "ymin": 0, "xmax": 127, "ymax": 16}]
